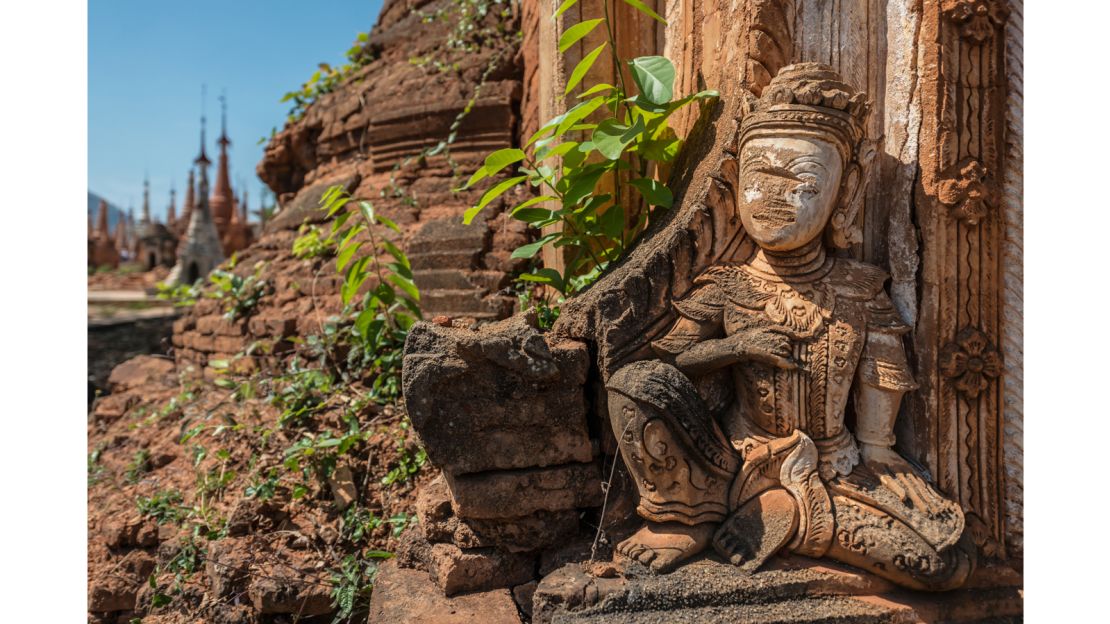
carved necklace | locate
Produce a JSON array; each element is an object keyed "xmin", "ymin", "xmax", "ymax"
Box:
[{"xmin": 733, "ymin": 242, "xmax": 836, "ymax": 338}]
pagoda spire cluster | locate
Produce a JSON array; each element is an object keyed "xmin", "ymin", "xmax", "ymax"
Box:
[{"xmin": 89, "ymin": 89, "xmax": 259, "ymax": 273}]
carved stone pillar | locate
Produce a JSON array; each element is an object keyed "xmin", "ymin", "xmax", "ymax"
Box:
[{"xmin": 914, "ymin": 0, "xmax": 1012, "ymax": 557}]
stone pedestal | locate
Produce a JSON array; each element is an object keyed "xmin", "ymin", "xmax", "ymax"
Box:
[{"xmin": 533, "ymin": 556, "xmax": 1022, "ymax": 624}]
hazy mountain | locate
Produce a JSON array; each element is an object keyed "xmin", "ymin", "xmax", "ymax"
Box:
[{"xmin": 87, "ymin": 191, "xmax": 126, "ymax": 231}]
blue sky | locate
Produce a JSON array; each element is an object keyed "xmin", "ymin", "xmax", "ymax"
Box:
[{"xmin": 89, "ymin": 0, "xmax": 384, "ymax": 221}]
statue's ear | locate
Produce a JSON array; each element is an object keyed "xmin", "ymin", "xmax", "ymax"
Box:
[{"xmin": 829, "ymin": 140, "xmax": 876, "ymax": 248}]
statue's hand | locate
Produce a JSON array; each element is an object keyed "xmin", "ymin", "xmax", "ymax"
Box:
[{"xmin": 730, "ymin": 327, "xmax": 797, "ymax": 370}]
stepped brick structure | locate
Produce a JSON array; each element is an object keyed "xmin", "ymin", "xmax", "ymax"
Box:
[
  {"xmin": 176, "ymin": 169, "xmax": 195, "ymax": 238},
  {"xmin": 167, "ymin": 118, "xmax": 224, "ymax": 285},
  {"xmin": 133, "ymin": 177, "xmax": 178, "ymax": 270},
  {"xmin": 166, "ymin": 185, "xmax": 176, "ymax": 226},
  {"xmin": 257, "ymin": 0, "xmax": 526, "ymax": 322},
  {"xmin": 88, "ymin": 199, "xmax": 119, "ymax": 269},
  {"xmin": 208, "ymin": 95, "xmax": 253, "ymax": 257}
]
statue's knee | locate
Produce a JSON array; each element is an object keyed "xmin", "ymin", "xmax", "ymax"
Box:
[
  {"xmin": 608, "ymin": 360, "xmax": 686, "ymax": 396},
  {"xmin": 608, "ymin": 360, "xmax": 704, "ymax": 427}
]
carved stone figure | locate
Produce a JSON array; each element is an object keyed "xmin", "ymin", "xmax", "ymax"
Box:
[{"xmin": 605, "ymin": 64, "xmax": 975, "ymax": 591}]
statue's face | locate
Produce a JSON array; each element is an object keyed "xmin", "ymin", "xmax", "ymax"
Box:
[{"xmin": 737, "ymin": 135, "xmax": 844, "ymax": 251}]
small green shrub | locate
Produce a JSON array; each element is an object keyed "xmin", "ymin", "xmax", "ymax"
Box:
[{"xmin": 136, "ymin": 490, "xmax": 186, "ymax": 525}]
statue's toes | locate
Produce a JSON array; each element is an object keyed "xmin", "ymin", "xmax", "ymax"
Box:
[
  {"xmin": 648, "ymin": 548, "xmax": 686, "ymax": 573},
  {"xmin": 615, "ymin": 538, "xmax": 638, "ymax": 557},
  {"xmin": 635, "ymin": 547, "xmax": 658, "ymax": 567}
]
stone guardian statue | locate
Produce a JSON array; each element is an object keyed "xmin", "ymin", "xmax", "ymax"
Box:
[{"xmin": 605, "ymin": 63, "xmax": 975, "ymax": 591}]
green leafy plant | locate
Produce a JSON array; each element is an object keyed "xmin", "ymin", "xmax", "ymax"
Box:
[
  {"xmin": 380, "ymin": 443, "xmax": 427, "ymax": 487},
  {"xmin": 283, "ymin": 429, "xmax": 364, "ymax": 499},
  {"xmin": 302, "ymin": 187, "xmax": 422, "ymax": 403},
  {"xmin": 136, "ymin": 490, "xmax": 187, "ymax": 525},
  {"xmin": 461, "ymin": 0, "xmax": 716, "ymax": 303},
  {"xmin": 155, "ymin": 280, "xmax": 201, "ymax": 308},
  {"xmin": 208, "ymin": 262, "xmax": 271, "ymax": 320},
  {"xmin": 340, "ymin": 504, "xmax": 384, "ymax": 544},
  {"xmin": 292, "ymin": 223, "xmax": 337, "ymax": 259},
  {"xmin": 416, "ymin": 0, "xmax": 517, "ymax": 56},
  {"xmin": 244, "ymin": 467, "xmax": 281, "ymax": 500},
  {"xmin": 88, "ymin": 444, "xmax": 107, "ymax": 486},
  {"xmin": 281, "ymin": 31, "xmax": 379, "ymax": 123},
  {"xmin": 270, "ymin": 362, "xmax": 333, "ymax": 428},
  {"xmin": 329, "ymin": 551, "xmax": 392, "ymax": 623},
  {"xmin": 125, "ymin": 449, "xmax": 152, "ymax": 484}
]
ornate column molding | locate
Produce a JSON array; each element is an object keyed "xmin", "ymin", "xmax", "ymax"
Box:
[
  {"xmin": 914, "ymin": 0, "xmax": 1012, "ymax": 557},
  {"xmin": 942, "ymin": 0, "xmax": 1010, "ymax": 44}
]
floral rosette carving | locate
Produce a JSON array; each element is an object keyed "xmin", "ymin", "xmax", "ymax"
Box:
[
  {"xmin": 940, "ymin": 327, "xmax": 1002, "ymax": 398},
  {"xmin": 942, "ymin": 0, "xmax": 1009, "ymax": 44},
  {"xmin": 937, "ymin": 158, "xmax": 990, "ymax": 225}
]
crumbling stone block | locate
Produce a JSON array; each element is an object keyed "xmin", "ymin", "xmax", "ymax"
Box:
[
  {"xmin": 403, "ymin": 314, "xmax": 594, "ymax": 475},
  {"xmin": 417, "ymin": 475, "xmax": 581, "ymax": 552},
  {"xmin": 427, "ymin": 543, "xmax": 535, "ymax": 596},
  {"xmin": 445, "ymin": 462, "xmax": 604, "ymax": 520},
  {"xmin": 369, "ymin": 560, "xmax": 522, "ymax": 624}
]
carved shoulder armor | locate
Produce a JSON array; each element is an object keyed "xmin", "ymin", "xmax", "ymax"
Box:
[
  {"xmin": 672, "ymin": 268, "xmax": 729, "ymax": 323},
  {"xmin": 826, "ymin": 258, "xmax": 890, "ymax": 302}
]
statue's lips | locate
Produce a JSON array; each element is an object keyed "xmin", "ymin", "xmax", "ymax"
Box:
[{"xmin": 751, "ymin": 204, "xmax": 797, "ymax": 224}]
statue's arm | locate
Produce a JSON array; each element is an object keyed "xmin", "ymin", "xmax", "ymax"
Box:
[
  {"xmin": 652, "ymin": 315, "xmax": 736, "ymax": 376},
  {"xmin": 650, "ymin": 282, "xmax": 733, "ymax": 376}
]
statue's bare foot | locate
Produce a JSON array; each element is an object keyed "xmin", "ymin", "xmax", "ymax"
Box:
[{"xmin": 615, "ymin": 521, "xmax": 715, "ymax": 572}]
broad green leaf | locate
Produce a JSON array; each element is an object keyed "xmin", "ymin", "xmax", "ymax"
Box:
[
  {"xmin": 381, "ymin": 240, "xmax": 410, "ymax": 269},
  {"xmin": 528, "ymin": 96, "xmax": 605, "ymax": 147},
  {"xmin": 592, "ymin": 115, "xmax": 645, "ymax": 160},
  {"xmin": 629, "ymin": 178, "xmax": 674, "ymax": 208},
  {"xmin": 535, "ymin": 142, "xmax": 580, "ymax": 162},
  {"xmin": 559, "ymin": 19, "xmax": 604, "ymax": 53},
  {"xmin": 592, "ymin": 119, "xmax": 628, "ymax": 160},
  {"xmin": 621, "ymin": 0, "xmax": 666, "ymax": 24},
  {"xmin": 388, "ymin": 274, "xmax": 420, "ymax": 301},
  {"xmin": 464, "ymin": 175, "xmax": 527, "ymax": 224},
  {"xmin": 386, "ymin": 260, "xmax": 414, "ymax": 281},
  {"xmin": 518, "ymin": 268, "xmax": 566, "ymax": 292},
  {"xmin": 358, "ymin": 200, "xmax": 376, "ymax": 225},
  {"xmin": 511, "ymin": 195, "xmax": 558, "ymax": 214},
  {"xmin": 462, "ymin": 205, "xmax": 482, "ymax": 225},
  {"xmin": 574, "ymin": 192, "xmax": 613, "ymax": 216},
  {"xmin": 376, "ymin": 214, "xmax": 401, "ymax": 233},
  {"xmin": 512, "ymin": 208, "xmax": 558, "ymax": 224},
  {"xmin": 485, "ymin": 147, "xmax": 526, "ymax": 172},
  {"xmin": 461, "ymin": 164, "xmax": 491, "ymax": 191},
  {"xmin": 555, "ymin": 97, "xmax": 606, "ymax": 136},
  {"xmin": 565, "ymin": 43, "xmax": 607, "ymax": 95},
  {"xmin": 461, "ymin": 148, "xmax": 526, "ymax": 190},
  {"xmin": 335, "ymin": 239, "xmax": 363, "ymax": 272},
  {"xmin": 640, "ymin": 132, "xmax": 682, "ymax": 162},
  {"xmin": 563, "ymin": 169, "xmax": 606, "ymax": 206},
  {"xmin": 511, "ymin": 233, "xmax": 561, "ymax": 259},
  {"xmin": 554, "ymin": 0, "xmax": 579, "ymax": 18},
  {"xmin": 599, "ymin": 205, "xmax": 626, "ymax": 240},
  {"xmin": 660, "ymin": 88, "xmax": 720, "ymax": 116},
  {"xmin": 629, "ymin": 56, "xmax": 675, "ymax": 106},
  {"xmin": 341, "ymin": 257, "xmax": 371, "ymax": 305},
  {"xmin": 577, "ymin": 82, "xmax": 616, "ymax": 98}
]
